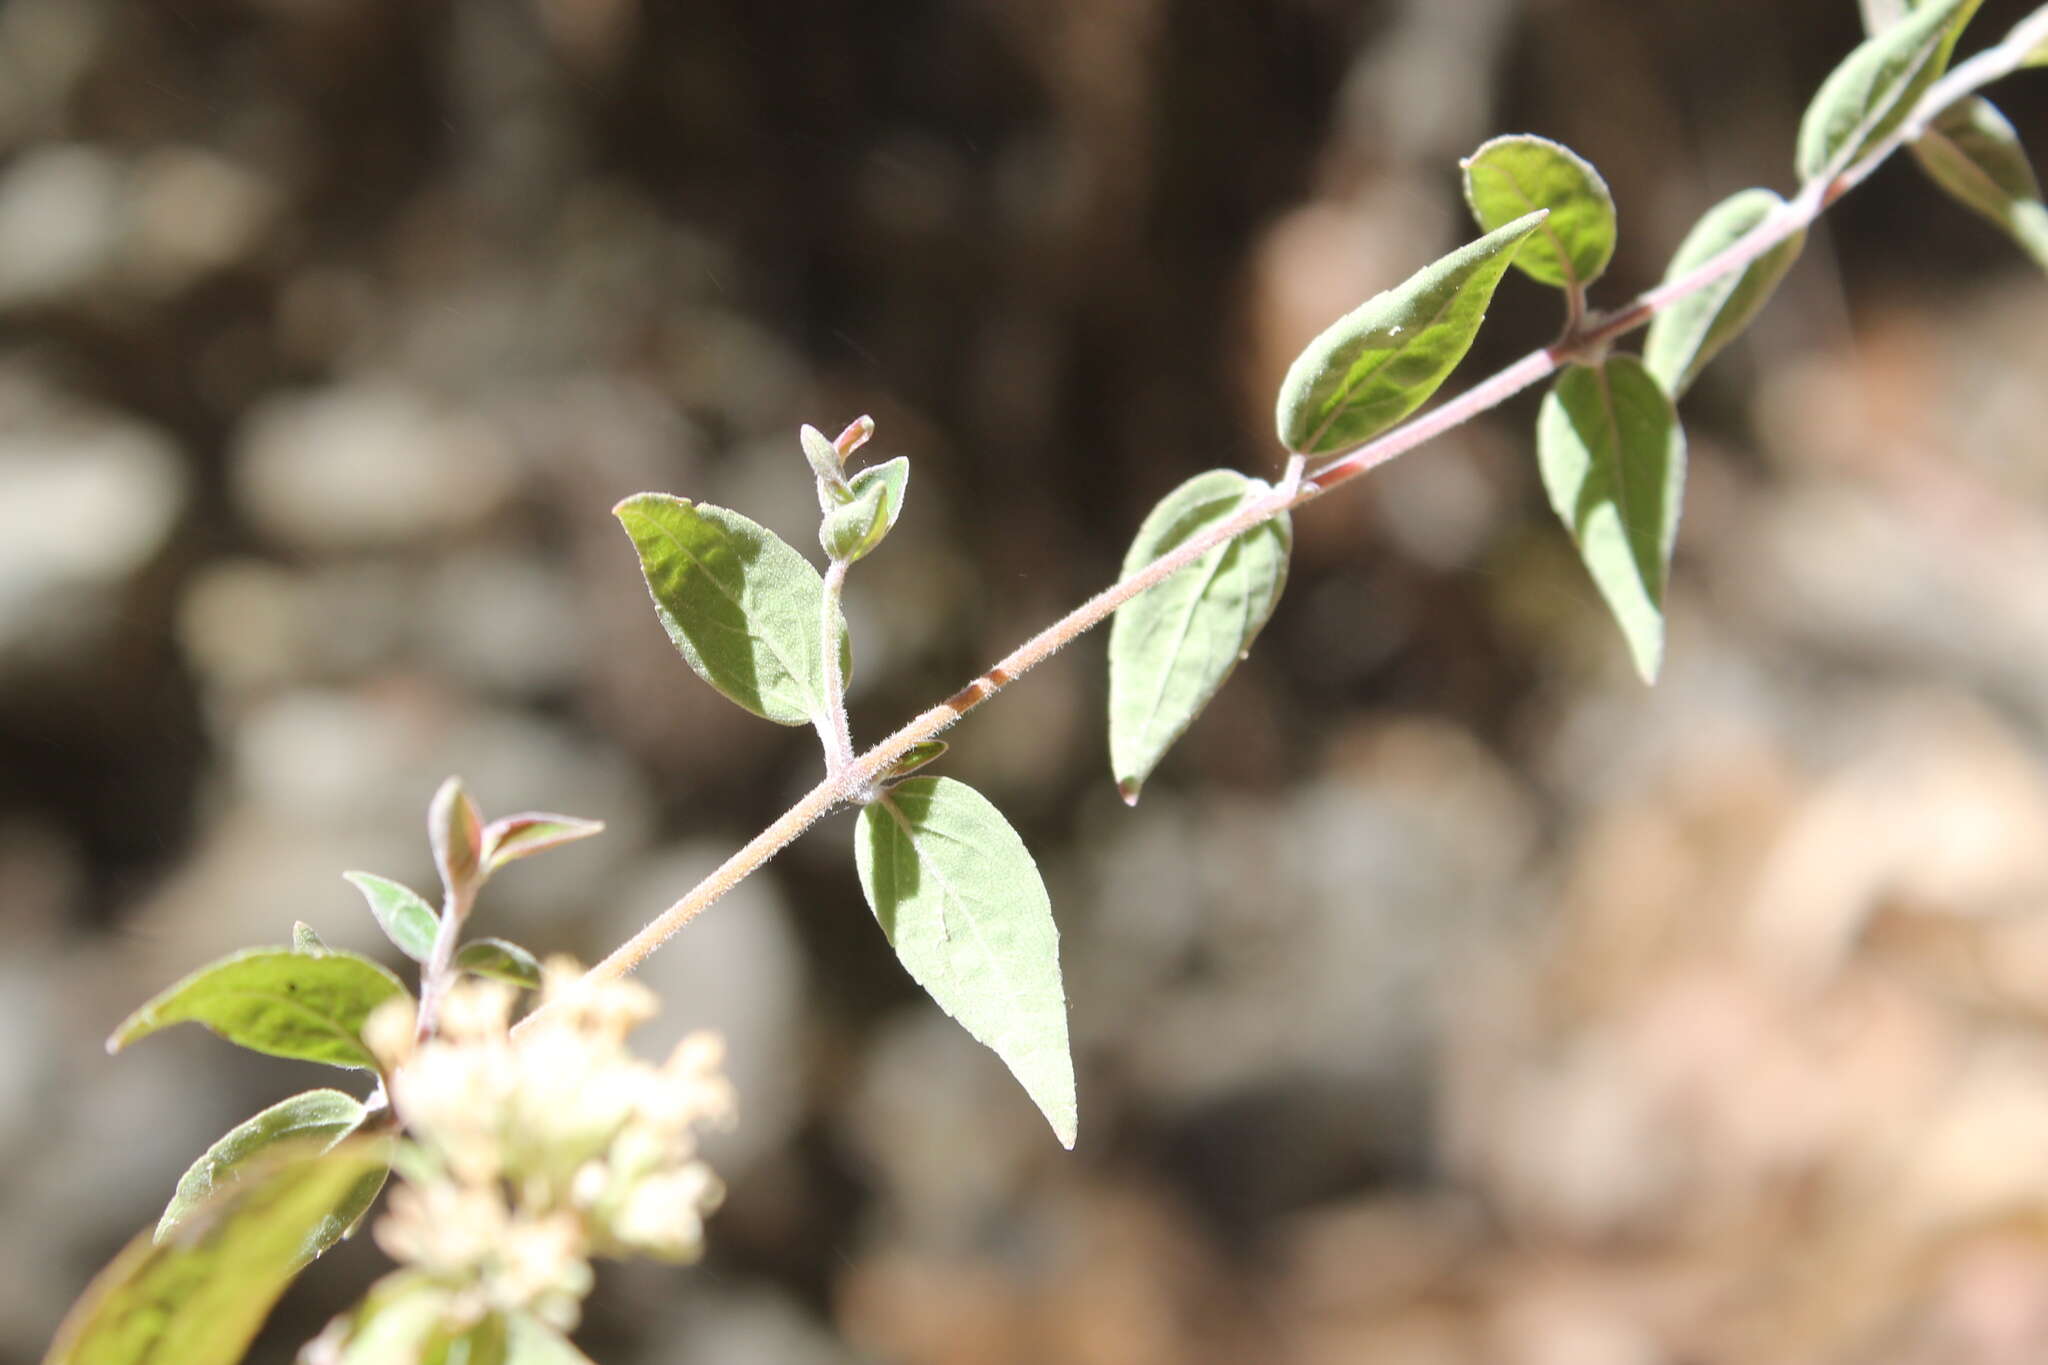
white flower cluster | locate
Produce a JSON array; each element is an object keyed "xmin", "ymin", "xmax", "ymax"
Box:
[{"xmin": 362, "ymin": 961, "xmax": 735, "ymax": 1331}]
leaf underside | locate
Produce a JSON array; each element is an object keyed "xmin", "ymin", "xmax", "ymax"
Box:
[
  {"xmin": 1107, "ymin": 469, "xmax": 1291, "ymax": 803},
  {"xmin": 1642, "ymin": 187, "xmax": 1806, "ymax": 397},
  {"xmin": 854, "ymin": 776, "xmax": 1076, "ymax": 1148},
  {"xmin": 1795, "ymin": 0, "xmax": 1982, "ymax": 181},
  {"xmin": 157, "ymin": 1089, "xmax": 367, "ymax": 1244},
  {"xmin": 1536, "ymin": 356, "xmax": 1688, "ymax": 684},
  {"xmin": 1911, "ymin": 96, "xmax": 2048, "ymax": 270}
]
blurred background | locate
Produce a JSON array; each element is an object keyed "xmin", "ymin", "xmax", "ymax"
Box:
[{"xmin": 6, "ymin": 0, "xmax": 2048, "ymax": 1361}]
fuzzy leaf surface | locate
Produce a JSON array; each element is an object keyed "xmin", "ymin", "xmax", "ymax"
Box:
[
  {"xmin": 156, "ymin": 1089, "xmax": 367, "ymax": 1243},
  {"xmin": 822, "ymin": 456, "xmax": 909, "ymax": 563},
  {"xmin": 615, "ymin": 493, "xmax": 850, "ymax": 727},
  {"xmin": 1796, "ymin": 0, "xmax": 1982, "ymax": 180},
  {"xmin": 454, "ymin": 937, "xmax": 544, "ymax": 988},
  {"xmin": 43, "ymin": 1140, "xmax": 391, "ymax": 1365},
  {"xmin": 1642, "ymin": 188, "xmax": 1806, "ymax": 396},
  {"xmin": 1107, "ymin": 469, "xmax": 1290, "ymax": 803},
  {"xmin": 1912, "ymin": 96, "xmax": 2048, "ymax": 269},
  {"xmin": 342, "ymin": 871, "xmax": 438, "ymax": 962},
  {"xmin": 855, "ymin": 777, "xmax": 1075, "ymax": 1147},
  {"xmin": 1274, "ymin": 211, "xmax": 1547, "ymax": 456},
  {"xmin": 1460, "ymin": 135, "xmax": 1616, "ymax": 290},
  {"xmin": 482, "ymin": 813, "xmax": 605, "ymax": 874},
  {"xmin": 109, "ymin": 948, "xmax": 408, "ymax": 1071},
  {"xmin": 1537, "ymin": 356, "xmax": 1687, "ymax": 683}
]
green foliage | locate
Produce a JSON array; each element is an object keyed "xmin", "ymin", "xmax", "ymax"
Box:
[
  {"xmin": 343, "ymin": 871, "xmax": 439, "ymax": 962},
  {"xmin": 156, "ymin": 1089, "xmax": 368, "ymax": 1243},
  {"xmin": 615, "ymin": 493, "xmax": 852, "ymax": 728},
  {"xmin": 1460, "ymin": 135, "xmax": 1617, "ymax": 292},
  {"xmin": 821, "ymin": 456, "xmax": 909, "ymax": 563},
  {"xmin": 1536, "ymin": 356, "xmax": 1688, "ymax": 683},
  {"xmin": 854, "ymin": 777, "xmax": 1075, "ymax": 1148},
  {"xmin": 1274, "ymin": 211, "xmax": 1548, "ymax": 456},
  {"xmin": 1797, "ymin": 0, "xmax": 1982, "ymax": 180},
  {"xmin": 1643, "ymin": 188, "xmax": 1806, "ymax": 397},
  {"xmin": 481, "ymin": 813, "xmax": 605, "ymax": 874},
  {"xmin": 109, "ymin": 948, "xmax": 409, "ymax": 1072},
  {"xmin": 291, "ymin": 922, "xmax": 327, "ymax": 954},
  {"xmin": 43, "ymin": 1140, "xmax": 392, "ymax": 1365},
  {"xmin": 1911, "ymin": 97, "xmax": 2048, "ymax": 269},
  {"xmin": 453, "ymin": 936, "xmax": 545, "ymax": 988},
  {"xmin": 1107, "ymin": 470, "xmax": 1291, "ymax": 804},
  {"xmin": 881, "ymin": 740, "xmax": 949, "ymax": 781}
]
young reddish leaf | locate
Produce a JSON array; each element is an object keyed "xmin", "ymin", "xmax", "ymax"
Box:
[
  {"xmin": 429, "ymin": 776, "xmax": 483, "ymax": 895},
  {"xmin": 109, "ymin": 948, "xmax": 410, "ymax": 1071},
  {"xmin": 481, "ymin": 813, "xmax": 605, "ymax": 874},
  {"xmin": 342, "ymin": 871, "xmax": 439, "ymax": 962}
]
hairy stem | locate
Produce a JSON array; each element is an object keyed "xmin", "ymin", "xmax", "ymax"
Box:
[
  {"xmin": 415, "ymin": 880, "xmax": 475, "ymax": 1042},
  {"xmin": 529, "ymin": 22, "xmax": 2042, "ymax": 1017},
  {"xmin": 818, "ymin": 557, "xmax": 855, "ymax": 776}
]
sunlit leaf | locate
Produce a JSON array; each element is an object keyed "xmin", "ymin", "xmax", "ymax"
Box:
[
  {"xmin": 615, "ymin": 493, "xmax": 851, "ymax": 727},
  {"xmin": 1460, "ymin": 134, "xmax": 1617, "ymax": 291},
  {"xmin": 1107, "ymin": 469, "xmax": 1290, "ymax": 804},
  {"xmin": 44, "ymin": 1139, "xmax": 391, "ymax": 1365},
  {"xmin": 1911, "ymin": 96, "xmax": 2048, "ymax": 270},
  {"xmin": 343, "ymin": 871, "xmax": 439, "ymax": 963},
  {"xmin": 1274, "ymin": 211, "xmax": 1548, "ymax": 457},
  {"xmin": 109, "ymin": 948, "xmax": 409, "ymax": 1071},
  {"xmin": 156, "ymin": 1089, "xmax": 367, "ymax": 1244},
  {"xmin": 1642, "ymin": 188, "xmax": 1805, "ymax": 397},
  {"xmin": 1796, "ymin": 0, "xmax": 1982, "ymax": 180},
  {"xmin": 881, "ymin": 740, "xmax": 949, "ymax": 782},
  {"xmin": 1536, "ymin": 356, "xmax": 1688, "ymax": 683},
  {"xmin": 855, "ymin": 777, "xmax": 1075, "ymax": 1147},
  {"xmin": 821, "ymin": 456, "xmax": 909, "ymax": 563}
]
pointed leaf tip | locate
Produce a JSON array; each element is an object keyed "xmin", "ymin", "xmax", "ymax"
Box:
[
  {"xmin": 1107, "ymin": 470, "xmax": 1291, "ymax": 798},
  {"xmin": 1275, "ymin": 210, "xmax": 1548, "ymax": 457},
  {"xmin": 854, "ymin": 778, "xmax": 1076, "ymax": 1147}
]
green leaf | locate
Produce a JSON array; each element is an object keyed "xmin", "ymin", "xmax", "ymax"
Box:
[
  {"xmin": 109, "ymin": 948, "xmax": 410, "ymax": 1071},
  {"xmin": 1460, "ymin": 135, "xmax": 1617, "ymax": 291},
  {"xmin": 820, "ymin": 456, "xmax": 909, "ymax": 563},
  {"xmin": 1274, "ymin": 210, "xmax": 1548, "ymax": 457},
  {"xmin": 343, "ymin": 871, "xmax": 439, "ymax": 963},
  {"xmin": 882, "ymin": 740, "xmax": 949, "ymax": 782},
  {"xmin": 1796, "ymin": 0, "xmax": 1982, "ymax": 181},
  {"xmin": 615, "ymin": 492, "xmax": 852, "ymax": 728},
  {"xmin": 800, "ymin": 423, "xmax": 849, "ymax": 497},
  {"xmin": 157, "ymin": 1089, "xmax": 367, "ymax": 1244},
  {"xmin": 1642, "ymin": 188, "xmax": 1806, "ymax": 397},
  {"xmin": 454, "ymin": 937, "xmax": 544, "ymax": 989},
  {"xmin": 1107, "ymin": 470, "xmax": 1291, "ymax": 804},
  {"xmin": 291, "ymin": 922, "xmax": 327, "ymax": 954},
  {"xmin": 1536, "ymin": 356, "xmax": 1688, "ymax": 683},
  {"xmin": 854, "ymin": 777, "xmax": 1076, "ymax": 1148},
  {"xmin": 1911, "ymin": 97, "xmax": 2048, "ymax": 270},
  {"xmin": 43, "ymin": 1139, "xmax": 392, "ymax": 1365},
  {"xmin": 482, "ymin": 813, "xmax": 605, "ymax": 874}
]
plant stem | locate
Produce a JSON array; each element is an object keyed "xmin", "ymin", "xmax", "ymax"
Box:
[
  {"xmin": 818, "ymin": 557, "xmax": 855, "ymax": 777},
  {"xmin": 531, "ymin": 22, "xmax": 2043, "ymax": 1014},
  {"xmin": 416, "ymin": 880, "xmax": 475, "ymax": 1042}
]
